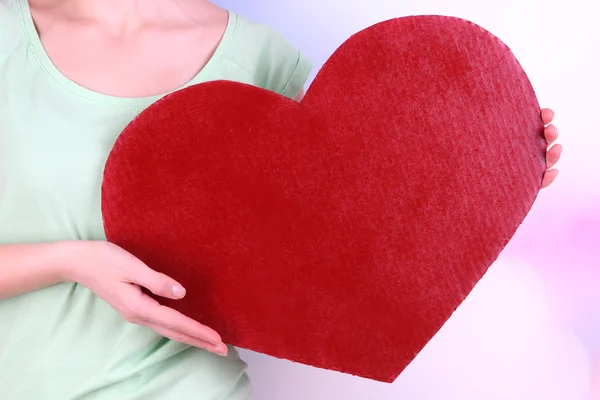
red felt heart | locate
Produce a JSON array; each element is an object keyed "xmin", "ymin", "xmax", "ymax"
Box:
[{"xmin": 101, "ymin": 16, "xmax": 546, "ymax": 382}]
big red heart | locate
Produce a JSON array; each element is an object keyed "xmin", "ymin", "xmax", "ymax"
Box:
[{"xmin": 101, "ymin": 16, "xmax": 546, "ymax": 382}]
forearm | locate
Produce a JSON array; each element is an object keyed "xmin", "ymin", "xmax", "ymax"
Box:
[{"xmin": 0, "ymin": 242, "xmax": 79, "ymax": 300}]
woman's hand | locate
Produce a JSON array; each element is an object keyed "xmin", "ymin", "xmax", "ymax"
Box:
[
  {"xmin": 66, "ymin": 241, "xmax": 228, "ymax": 357},
  {"xmin": 541, "ymin": 108, "xmax": 562, "ymax": 188}
]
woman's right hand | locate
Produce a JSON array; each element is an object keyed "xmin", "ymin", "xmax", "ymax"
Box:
[{"xmin": 63, "ymin": 241, "xmax": 228, "ymax": 357}]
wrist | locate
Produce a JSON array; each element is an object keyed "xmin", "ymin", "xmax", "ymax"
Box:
[{"xmin": 50, "ymin": 240, "xmax": 92, "ymax": 283}]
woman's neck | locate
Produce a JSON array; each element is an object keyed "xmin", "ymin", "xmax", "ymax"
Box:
[{"xmin": 32, "ymin": 0, "xmax": 212, "ymax": 35}]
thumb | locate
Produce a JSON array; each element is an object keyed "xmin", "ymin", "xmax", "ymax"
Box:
[{"xmin": 128, "ymin": 265, "xmax": 187, "ymax": 300}]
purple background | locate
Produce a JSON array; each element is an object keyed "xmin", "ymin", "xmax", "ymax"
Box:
[{"xmin": 213, "ymin": 0, "xmax": 600, "ymax": 398}]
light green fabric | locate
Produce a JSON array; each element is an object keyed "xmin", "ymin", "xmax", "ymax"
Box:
[{"xmin": 0, "ymin": 0, "xmax": 312, "ymax": 398}]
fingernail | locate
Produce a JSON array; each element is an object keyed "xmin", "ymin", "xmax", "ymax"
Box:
[
  {"xmin": 172, "ymin": 284, "xmax": 186, "ymax": 299},
  {"xmin": 215, "ymin": 343, "xmax": 228, "ymax": 357}
]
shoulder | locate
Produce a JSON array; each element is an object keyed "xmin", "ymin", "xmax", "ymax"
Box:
[
  {"xmin": 0, "ymin": 0, "xmax": 27, "ymax": 63},
  {"xmin": 224, "ymin": 13, "xmax": 312, "ymax": 99}
]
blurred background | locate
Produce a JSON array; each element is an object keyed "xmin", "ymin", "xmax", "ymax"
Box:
[{"xmin": 214, "ymin": 0, "xmax": 600, "ymax": 398}]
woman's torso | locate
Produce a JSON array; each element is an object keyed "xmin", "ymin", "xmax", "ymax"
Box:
[{"xmin": 0, "ymin": 1, "xmax": 311, "ymax": 398}]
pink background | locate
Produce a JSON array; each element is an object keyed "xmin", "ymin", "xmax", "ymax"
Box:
[{"xmin": 214, "ymin": 0, "xmax": 599, "ymax": 398}]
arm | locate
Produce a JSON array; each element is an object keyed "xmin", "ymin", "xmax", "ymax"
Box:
[
  {"xmin": 0, "ymin": 240, "xmax": 227, "ymax": 354},
  {"xmin": 0, "ymin": 242, "xmax": 76, "ymax": 300}
]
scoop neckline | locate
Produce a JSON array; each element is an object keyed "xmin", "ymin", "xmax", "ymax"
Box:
[{"xmin": 17, "ymin": 0, "xmax": 237, "ymax": 108}]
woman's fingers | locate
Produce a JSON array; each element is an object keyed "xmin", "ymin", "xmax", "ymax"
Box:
[
  {"xmin": 542, "ymin": 169, "xmax": 559, "ymax": 188},
  {"xmin": 115, "ymin": 285, "xmax": 225, "ymax": 352},
  {"xmin": 146, "ymin": 322, "xmax": 228, "ymax": 356},
  {"xmin": 545, "ymin": 124, "xmax": 559, "ymax": 145},
  {"xmin": 126, "ymin": 263, "xmax": 187, "ymax": 300},
  {"xmin": 138, "ymin": 297, "xmax": 222, "ymax": 346},
  {"xmin": 541, "ymin": 108, "xmax": 555, "ymax": 125},
  {"xmin": 546, "ymin": 143, "xmax": 562, "ymax": 169}
]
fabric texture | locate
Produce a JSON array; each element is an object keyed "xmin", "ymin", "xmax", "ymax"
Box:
[
  {"xmin": 0, "ymin": 0, "xmax": 311, "ymax": 398},
  {"xmin": 102, "ymin": 16, "xmax": 547, "ymax": 383}
]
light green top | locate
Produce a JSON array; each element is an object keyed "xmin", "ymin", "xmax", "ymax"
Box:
[{"xmin": 0, "ymin": 0, "xmax": 312, "ymax": 398}]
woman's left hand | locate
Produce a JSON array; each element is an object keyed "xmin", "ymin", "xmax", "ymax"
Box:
[{"xmin": 541, "ymin": 108, "xmax": 562, "ymax": 188}]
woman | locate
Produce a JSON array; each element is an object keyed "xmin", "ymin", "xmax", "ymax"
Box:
[{"xmin": 0, "ymin": 0, "xmax": 562, "ymax": 398}]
